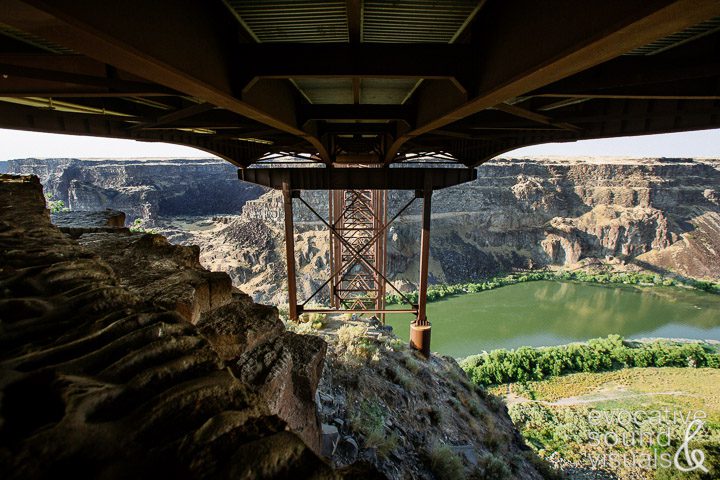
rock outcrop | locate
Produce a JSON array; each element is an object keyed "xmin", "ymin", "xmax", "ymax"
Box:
[
  {"xmin": 0, "ymin": 175, "xmax": 340, "ymax": 478},
  {"xmin": 294, "ymin": 317, "xmax": 551, "ymax": 479}
]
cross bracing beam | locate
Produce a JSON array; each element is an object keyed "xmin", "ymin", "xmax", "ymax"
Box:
[{"xmin": 239, "ymin": 167, "xmax": 477, "ymax": 191}]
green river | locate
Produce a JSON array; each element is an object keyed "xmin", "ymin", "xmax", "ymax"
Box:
[{"xmin": 384, "ymin": 281, "xmax": 720, "ymax": 358}]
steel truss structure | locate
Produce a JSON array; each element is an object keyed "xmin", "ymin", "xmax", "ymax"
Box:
[
  {"xmin": 329, "ymin": 189, "xmax": 388, "ymax": 314},
  {"xmin": 280, "ymin": 174, "xmax": 436, "ymax": 356}
]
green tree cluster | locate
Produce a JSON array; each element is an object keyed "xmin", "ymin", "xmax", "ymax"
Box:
[
  {"xmin": 385, "ymin": 271, "xmax": 720, "ymax": 305},
  {"xmin": 129, "ymin": 218, "xmax": 157, "ymax": 234},
  {"xmin": 44, "ymin": 193, "xmax": 69, "ymax": 213},
  {"xmin": 461, "ymin": 335, "xmax": 720, "ymax": 386}
]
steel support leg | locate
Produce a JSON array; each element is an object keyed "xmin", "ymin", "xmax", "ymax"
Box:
[
  {"xmin": 410, "ymin": 176, "xmax": 432, "ymax": 357},
  {"xmin": 282, "ymin": 181, "xmax": 299, "ymax": 320}
]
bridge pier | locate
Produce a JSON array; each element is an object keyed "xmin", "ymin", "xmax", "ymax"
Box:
[
  {"xmin": 410, "ymin": 180, "xmax": 433, "ymax": 357},
  {"xmin": 242, "ymin": 166, "xmax": 476, "ymax": 358},
  {"xmin": 282, "ymin": 181, "xmax": 299, "ymax": 321}
]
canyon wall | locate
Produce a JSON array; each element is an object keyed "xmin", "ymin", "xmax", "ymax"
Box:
[
  {"xmin": 6, "ymin": 158, "xmax": 265, "ymax": 221},
  {"xmin": 10, "ymin": 156, "xmax": 720, "ymax": 305},
  {"xmin": 195, "ymin": 157, "xmax": 720, "ymax": 304}
]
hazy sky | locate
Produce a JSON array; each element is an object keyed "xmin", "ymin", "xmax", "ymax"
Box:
[{"xmin": 1, "ymin": 127, "xmax": 719, "ymax": 161}]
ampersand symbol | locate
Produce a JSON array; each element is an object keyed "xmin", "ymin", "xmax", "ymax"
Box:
[{"xmin": 674, "ymin": 419, "xmax": 708, "ymax": 473}]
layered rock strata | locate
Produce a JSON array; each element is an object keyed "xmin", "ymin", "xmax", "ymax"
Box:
[
  {"xmin": 9, "ymin": 157, "xmax": 720, "ymax": 305},
  {"xmin": 6, "ymin": 158, "xmax": 265, "ymax": 221},
  {"xmin": 196, "ymin": 158, "xmax": 720, "ymax": 303},
  {"xmin": 0, "ymin": 175, "xmax": 340, "ymax": 478}
]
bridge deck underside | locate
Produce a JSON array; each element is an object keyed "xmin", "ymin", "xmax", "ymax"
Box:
[{"xmin": 0, "ymin": 1, "xmax": 718, "ymax": 169}]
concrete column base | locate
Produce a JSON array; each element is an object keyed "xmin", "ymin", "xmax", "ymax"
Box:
[{"xmin": 409, "ymin": 322, "xmax": 431, "ymax": 358}]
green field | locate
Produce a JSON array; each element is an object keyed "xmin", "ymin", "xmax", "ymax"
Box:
[{"xmin": 492, "ymin": 368, "xmax": 720, "ymax": 479}]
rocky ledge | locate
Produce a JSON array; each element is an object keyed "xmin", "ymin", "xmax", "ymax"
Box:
[
  {"xmin": 289, "ymin": 317, "xmax": 553, "ymax": 480},
  {"xmin": 0, "ymin": 174, "xmax": 346, "ymax": 478}
]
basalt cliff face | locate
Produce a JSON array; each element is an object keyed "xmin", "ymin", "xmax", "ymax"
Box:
[
  {"xmin": 8, "ymin": 157, "xmax": 720, "ymax": 305},
  {"xmin": 0, "ymin": 175, "xmax": 338, "ymax": 478},
  {"xmin": 6, "ymin": 158, "xmax": 265, "ymax": 221},
  {"xmin": 172, "ymin": 157, "xmax": 720, "ymax": 304}
]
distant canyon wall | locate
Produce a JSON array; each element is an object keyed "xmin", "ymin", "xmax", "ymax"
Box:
[
  {"xmin": 7, "ymin": 158, "xmax": 265, "ymax": 221},
  {"xmin": 10, "ymin": 156, "xmax": 720, "ymax": 304}
]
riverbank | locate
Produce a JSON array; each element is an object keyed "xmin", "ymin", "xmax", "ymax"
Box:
[
  {"xmin": 384, "ymin": 281, "xmax": 720, "ymax": 357},
  {"xmin": 385, "ymin": 269, "xmax": 720, "ymax": 306},
  {"xmin": 460, "ymin": 335, "xmax": 720, "ymax": 387}
]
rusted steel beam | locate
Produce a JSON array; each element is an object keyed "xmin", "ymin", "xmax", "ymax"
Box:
[
  {"xmin": 416, "ymin": 182, "xmax": 432, "ymax": 327},
  {"xmin": 328, "ymin": 189, "xmax": 388, "ymax": 312},
  {"xmin": 282, "ymin": 181, "xmax": 299, "ymax": 321},
  {"xmin": 239, "ymin": 167, "xmax": 476, "ymax": 191},
  {"xmin": 300, "ymin": 309, "xmax": 417, "ymax": 315},
  {"xmin": 384, "ymin": 0, "xmax": 720, "ymax": 163},
  {"xmin": 0, "ymin": 0, "xmax": 330, "ymax": 162},
  {"xmin": 411, "ymin": 176, "xmax": 433, "ymax": 357},
  {"xmin": 296, "ymin": 192, "xmax": 415, "ymax": 315}
]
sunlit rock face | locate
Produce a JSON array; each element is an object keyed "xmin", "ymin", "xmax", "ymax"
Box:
[
  {"xmin": 0, "ymin": 174, "xmax": 342, "ymax": 479},
  {"xmin": 9, "ymin": 157, "xmax": 720, "ymax": 305},
  {"xmin": 193, "ymin": 158, "xmax": 720, "ymax": 303}
]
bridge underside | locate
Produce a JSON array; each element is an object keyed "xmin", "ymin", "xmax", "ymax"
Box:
[
  {"xmin": 2, "ymin": 0, "xmax": 720, "ymax": 355},
  {"xmin": 1, "ymin": 1, "xmax": 719, "ymax": 168}
]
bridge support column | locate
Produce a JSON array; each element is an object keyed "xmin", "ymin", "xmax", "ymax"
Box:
[
  {"xmin": 328, "ymin": 189, "xmax": 388, "ymax": 312},
  {"xmin": 410, "ymin": 177, "xmax": 433, "ymax": 357},
  {"xmin": 282, "ymin": 181, "xmax": 299, "ymax": 321}
]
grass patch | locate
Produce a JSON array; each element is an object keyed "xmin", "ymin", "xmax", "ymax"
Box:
[
  {"xmin": 427, "ymin": 443, "xmax": 464, "ymax": 480},
  {"xmin": 499, "ymin": 368, "xmax": 720, "ymax": 479},
  {"xmin": 469, "ymin": 452, "xmax": 511, "ymax": 480},
  {"xmin": 349, "ymin": 398, "xmax": 398, "ymax": 458},
  {"xmin": 501, "ymin": 367, "xmax": 720, "ymax": 421}
]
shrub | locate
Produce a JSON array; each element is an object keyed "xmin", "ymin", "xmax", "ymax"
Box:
[
  {"xmin": 470, "ymin": 452, "xmax": 511, "ymax": 480},
  {"xmin": 45, "ymin": 193, "xmax": 69, "ymax": 213},
  {"xmin": 428, "ymin": 443, "xmax": 465, "ymax": 480},
  {"xmin": 349, "ymin": 399, "xmax": 398, "ymax": 458},
  {"xmin": 129, "ymin": 218, "xmax": 157, "ymax": 234},
  {"xmin": 387, "ymin": 365, "xmax": 414, "ymax": 389},
  {"xmin": 336, "ymin": 324, "xmax": 366, "ymax": 349}
]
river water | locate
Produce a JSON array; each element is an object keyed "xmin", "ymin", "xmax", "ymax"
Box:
[{"xmin": 384, "ymin": 281, "xmax": 720, "ymax": 358}]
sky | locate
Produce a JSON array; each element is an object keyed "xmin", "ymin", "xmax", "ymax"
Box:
[{"xmin": 1, "ymin": 127, "xmax": 720, "ymax": 161}]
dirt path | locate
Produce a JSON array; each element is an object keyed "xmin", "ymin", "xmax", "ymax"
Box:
[{"xmin": 505, "ymin": 385, "xmax": 690, "ymax": 407}]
